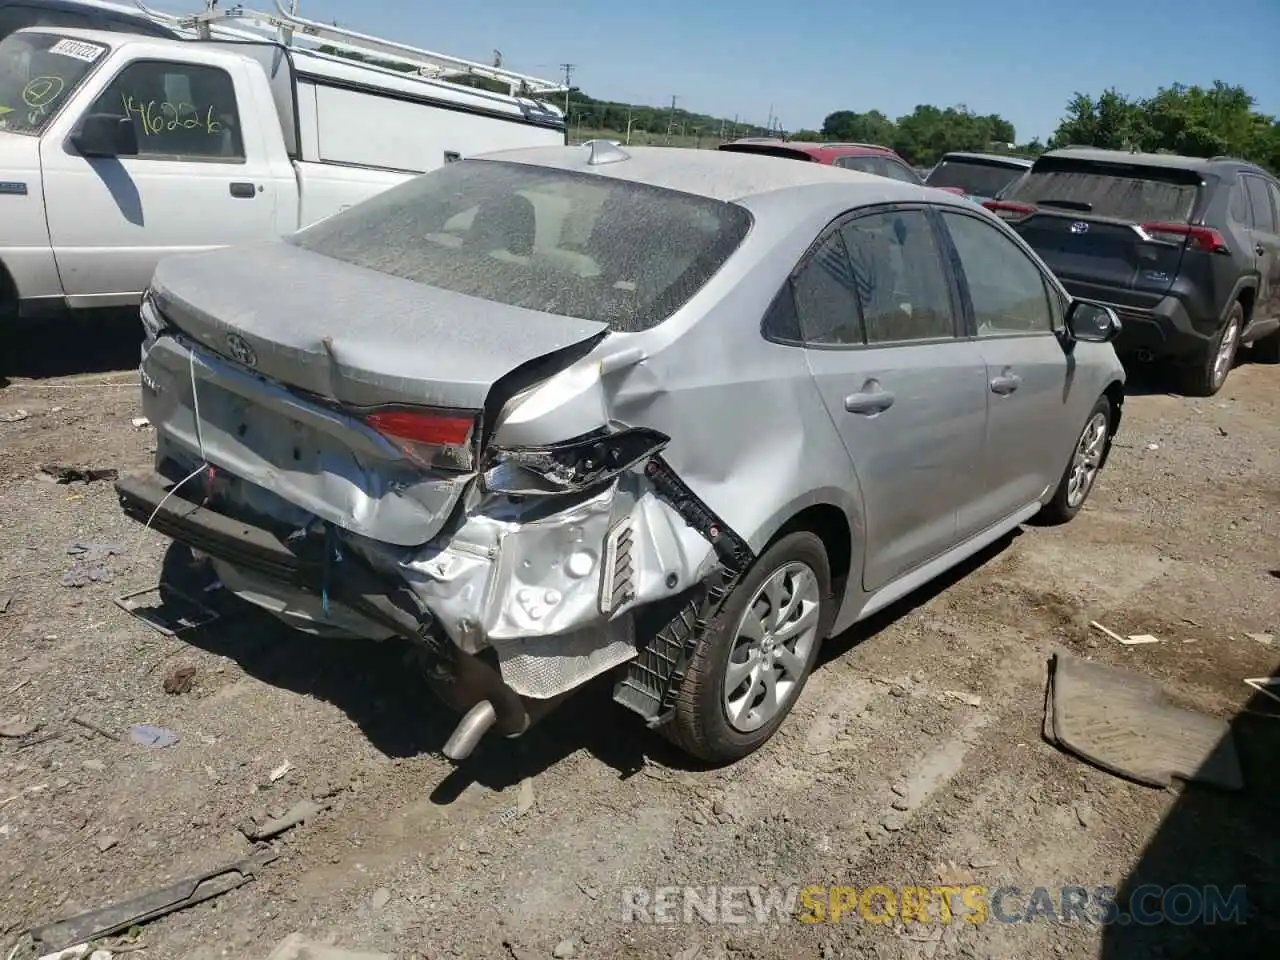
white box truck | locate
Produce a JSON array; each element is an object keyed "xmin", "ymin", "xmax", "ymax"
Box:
[{"xmin": 0, "ymin": 0, "xmax": 568, "ymax": 319}]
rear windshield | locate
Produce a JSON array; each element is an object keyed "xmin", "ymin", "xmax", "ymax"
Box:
[
  {"xmin": 287, "ymin": 159, "xmax": 753, "ymax": 332},
  {"xmin": 1001, "ymin": 157, "xmax": 1202, "ymax": 223},
  {"xmin": 0, "ymin": 31, "xmax": 109, "ymax": 135},
  {"xmin": 925, "ymin": 158, "xmax": 1027, "ymax": 197}
]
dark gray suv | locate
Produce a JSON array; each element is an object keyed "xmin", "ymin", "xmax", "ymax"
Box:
[{"xmin": 986, "ymin": 148, "xmax": 1280, "ymax": 396}]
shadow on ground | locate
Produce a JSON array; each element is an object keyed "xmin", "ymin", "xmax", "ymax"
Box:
[
  {"xmin": 0, "ymin": 310, "xmax": 142, "ymax": 383},
  {"xmin": 159, "ymin": 529, "xmax": 1021, "ymax": 802},
  {"xmin": 1098, "ymin": 663, "xmax": 1280, "ymax": 958}
]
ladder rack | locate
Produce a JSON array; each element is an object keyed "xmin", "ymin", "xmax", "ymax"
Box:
[{"xmin": 131, "ymin": 0, "xmax": 567, "ymax": 98}]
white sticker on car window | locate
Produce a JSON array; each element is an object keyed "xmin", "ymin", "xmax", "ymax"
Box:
[{"xmin": 49, "ymin": 39, "xmax": 106, "ymax": 63}]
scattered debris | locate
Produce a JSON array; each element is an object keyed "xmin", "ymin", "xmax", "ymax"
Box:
[
  {"xmin": 161, "ymin": 666, "xmax": 196, "ymax": 696},
  {"xmin": 968, "ymin": 858, "xmax": 1000, "ymax": 869},
  {"xmin": 1243, "ymin": 677, "xmax": 1280, "ymax": 707},
  {"xmin": 128, "ymin": 724, "xmax": 178, "ymax": 748},
  {"xmin": 113, "ymin": 585, "xmax": 219, "ymax": 637},
  {"xmin": 1122, "ymin": 634, "xmax": 1161, "ymax": 646},
  {"xmin": 1089, "ymin": 621, "xmax": 1126, "ymax": 643},
  {"xmin": 40, "ymin": 465, "xmax": 119, "ymax": 484},
  {"xmin": 269, "ymin": 760, "xmax": 293, "ymax": 783},
  {"xmin": 61, "ymin": 543, "xmax": 127, "ymax": 588},
  {"xmin": 934, "ymin": 860, "xmax": 975, "ymax": 886},
  {"xmin": 1, "ymin": 409, "xmax": 30, "ymax": 422},
  {"xmin": 943, "ymin": 690, "xmax": 982, "ymax": 707},
  {"xmin": 1145, "ymin": 442, "xmax": 1159, "ymax": 451},
  {"xmin": 28, "ymin": 850, "xmax": 278, "ymax": 953},
  {"xmin": 1074, "ymin": 804, "xmax": 1093, "ymax": 828},
  {"xmin": 35, "ymin": 945, "xmax": 92, "ymax": 960},
  {"xmin": 0, "ymin": 716, "xmax": 38, "ymax": 738},
  {"xmin": 96, "ymin": 834, "xmax": 120, "ymax": 853},
  {"xmin": 552, "ymin": 938, "xmax": 577, "ymax": 959},
  {"xmin": 18, "ymin": 732, "xmax": 60, "ymax": 750},
  {"xmin": 1244, "ymin": 633, "xmax": 1274, "ymax": 647},
  {"xmin": 369, "ymin": 887, "xmax": 391, "ymax": 911},
  {"xmin": 240, "ymin": 799, "xmax": 328, "ymax": 841},
  {"xmin": 1044, "ymin": 652, "xmax": 1243, "ymax": 791},
  {"xmin": 71, "ymin": 716, "xmax": 121, "ymax": 742},
  {"xmin": 130, "ymin": 417, "xmax": 151, "ymax": 430},
  {"xmin": 498, "ymin": 778, "xmax": 536, "ymax": 824},
  {"xmin": 0, "ymin": 590, "xmax": 12, "ymax": 614},
  {"xmin": 264, "ymin": 934, "xmax": 391, "ymax": 960}
]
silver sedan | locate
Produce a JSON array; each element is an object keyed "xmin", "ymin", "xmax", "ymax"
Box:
[{"xmin": 118, "ymin": 141, "xmax": 1126, "ymax": 765}]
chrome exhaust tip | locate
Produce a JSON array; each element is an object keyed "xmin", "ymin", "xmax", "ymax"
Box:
[{"xmin": 443, "ymin": 700, "xmax": 497, "ymax": 761}]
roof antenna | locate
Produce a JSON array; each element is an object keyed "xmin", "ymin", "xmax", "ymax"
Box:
[{"xmin": 583, "ymin": 139, "xmax": 630, "ymax": 166}]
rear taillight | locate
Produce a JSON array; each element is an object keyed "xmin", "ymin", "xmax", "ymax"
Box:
[
  {"xmin": 1138, "ymin": 222, "xmax": 1229, "ymax": 254},
  {"xmin": 982, "ymin": 200, "xmax": 1036, "ymax": 221},
  {"xmin": 366, "ymin": 407, "xmax": 480, "ymax": 471}
]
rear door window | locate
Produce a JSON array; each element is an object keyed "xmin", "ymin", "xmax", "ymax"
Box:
[
  {"xmin": 840, "ymin": 209, "xmax": 956, "ymax": 343},
  {"xmin": 1002, "ymin": 157, "xmax": 1202, "ymax": 223},
  {"xmin": 1243, "ymin": 176, "xmax": 1278, "ymax": 233}
]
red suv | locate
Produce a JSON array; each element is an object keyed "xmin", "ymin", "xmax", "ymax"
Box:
[{"xmin": 718, "ymin": 139, "xmax": 965, "ymax": 194}]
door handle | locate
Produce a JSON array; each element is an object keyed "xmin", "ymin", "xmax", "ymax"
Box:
[
  {"xmin": 990, "ymin": 372, "xmax": 1022, "ymax": 395},
  {"xmin": 845, "ymin": 387, "xmax": 895, "ymax": 415},
  {"xmin": 229, "ymin": 182, "xmax": 257, "ymax": 199}
]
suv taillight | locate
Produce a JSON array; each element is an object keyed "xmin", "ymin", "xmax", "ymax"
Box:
[{"xmin": 1139, "ymin": 222, "xmax": 1230, "ymax": 254}]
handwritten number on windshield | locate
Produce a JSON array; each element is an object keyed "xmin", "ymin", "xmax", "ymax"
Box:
[{"xmin": 120, "ymin": 94, "xmax": 223, "ymax": 136}]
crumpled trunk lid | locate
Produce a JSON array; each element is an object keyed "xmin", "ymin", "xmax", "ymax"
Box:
[
  {"xmin": 143, "ymin": 241, "xmax": 609, "ymax": 547},
  {"xmin": 149, "ymin": 240, "xmax": 609, "ymax": 410}
]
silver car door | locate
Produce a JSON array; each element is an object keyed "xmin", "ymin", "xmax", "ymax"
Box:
[
  {"xmin": 791, "ymin": 205, "xmax": 988, "ymax": 593},
  {"xmin": 935, "ymin": 207, "xmax": 1079, "ymax": 538}
]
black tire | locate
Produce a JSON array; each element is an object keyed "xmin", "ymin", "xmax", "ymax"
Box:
[
  {"xmin": 1036, "ymin": 394, "xmax": 1113, "ymax": 526},
  {"xmin": 1174, "ymin": 300, "xmax": 1243, "ymax": 397},
  {"xmin": 660, "ymin": 530, "xmax": 831, "ymax": 765}
]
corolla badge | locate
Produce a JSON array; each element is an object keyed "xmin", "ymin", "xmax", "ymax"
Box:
[
  {"xmin": 225, "ymin": 333, "xmax": 257, "ymax": 368},
  {"xmin": 1070, "ymin": 221, "xmax": 1090, "ymax": 234}
]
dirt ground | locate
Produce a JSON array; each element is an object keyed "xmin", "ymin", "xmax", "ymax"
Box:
[{"xmin": 1, "ymin": 325, "xmax": 1278, "ymax": 960}]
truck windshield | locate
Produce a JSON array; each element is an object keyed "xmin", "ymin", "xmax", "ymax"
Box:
[
  {"xmin": 0, "ymin": 31, "xmax": 109, "ymax": 136},
  {"xmin": 287, "ymin": 159, "xmax": 753, "ymax": 333}
]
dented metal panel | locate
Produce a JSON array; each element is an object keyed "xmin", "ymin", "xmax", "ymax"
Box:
[{"xmin": 149, "ymin": 241, "xmax": 608, "ymax": 410}]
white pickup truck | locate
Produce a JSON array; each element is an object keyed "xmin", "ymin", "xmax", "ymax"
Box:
[{"xmin": 0, "ymin": 2, "xmax": 568, "ymax": 320}]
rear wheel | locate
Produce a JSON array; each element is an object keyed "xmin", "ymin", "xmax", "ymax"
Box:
[
  {"xmin": 1175, "ymin": 301, "xmax": 1242, "ymax": 397},
  {"xmin": 660, "ymin": 531, "xmax": 830, "ymax": 764},
  {"xmin": 1037, "ymin": 395, "xmax": 1112, "ymax": 526}
]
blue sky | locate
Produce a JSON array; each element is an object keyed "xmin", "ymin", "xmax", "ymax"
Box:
[{"xmin": 155, "ymin": 0, "xmax": 1279, "ymax": 142}]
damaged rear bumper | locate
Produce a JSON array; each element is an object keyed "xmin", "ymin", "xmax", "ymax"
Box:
[{"xmin": 115, "ymin": 470, "xmax": 582, "ymax": 757}]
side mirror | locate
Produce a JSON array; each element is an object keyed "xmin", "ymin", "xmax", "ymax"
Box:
[
  {"xmin": 1065, "ymin": 300, "xmax": 1121, "ymax": 343},
  {"xmin": 69, "ymin": 114, "xmax": 139, "ymax": 158}
]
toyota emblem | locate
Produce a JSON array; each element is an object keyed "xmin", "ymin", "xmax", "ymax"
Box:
[
  {"xmin": 1070, "ymin": 221, "xmax": 1090, "ymax": 234},
  {"xmin": 225, "ymin": 333, "xmax": 257, "ymax": 368}
]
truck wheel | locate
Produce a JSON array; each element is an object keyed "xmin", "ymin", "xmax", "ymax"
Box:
[
  {"xmin": 660, "ymin": 531, "xmax": 830, "ymax": 764},
  {"xmin": 1176, "ymin": 301, "xmax": 1242, "ymax": 397},
  {"xmin": 1037, "ymin": 394, "xmax": 1113, "ymax": 526}
]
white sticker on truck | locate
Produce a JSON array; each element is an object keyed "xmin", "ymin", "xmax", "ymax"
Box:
[{"xmin": 49, "ymin": 39, "xmax": 106, "ymax": 63}]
